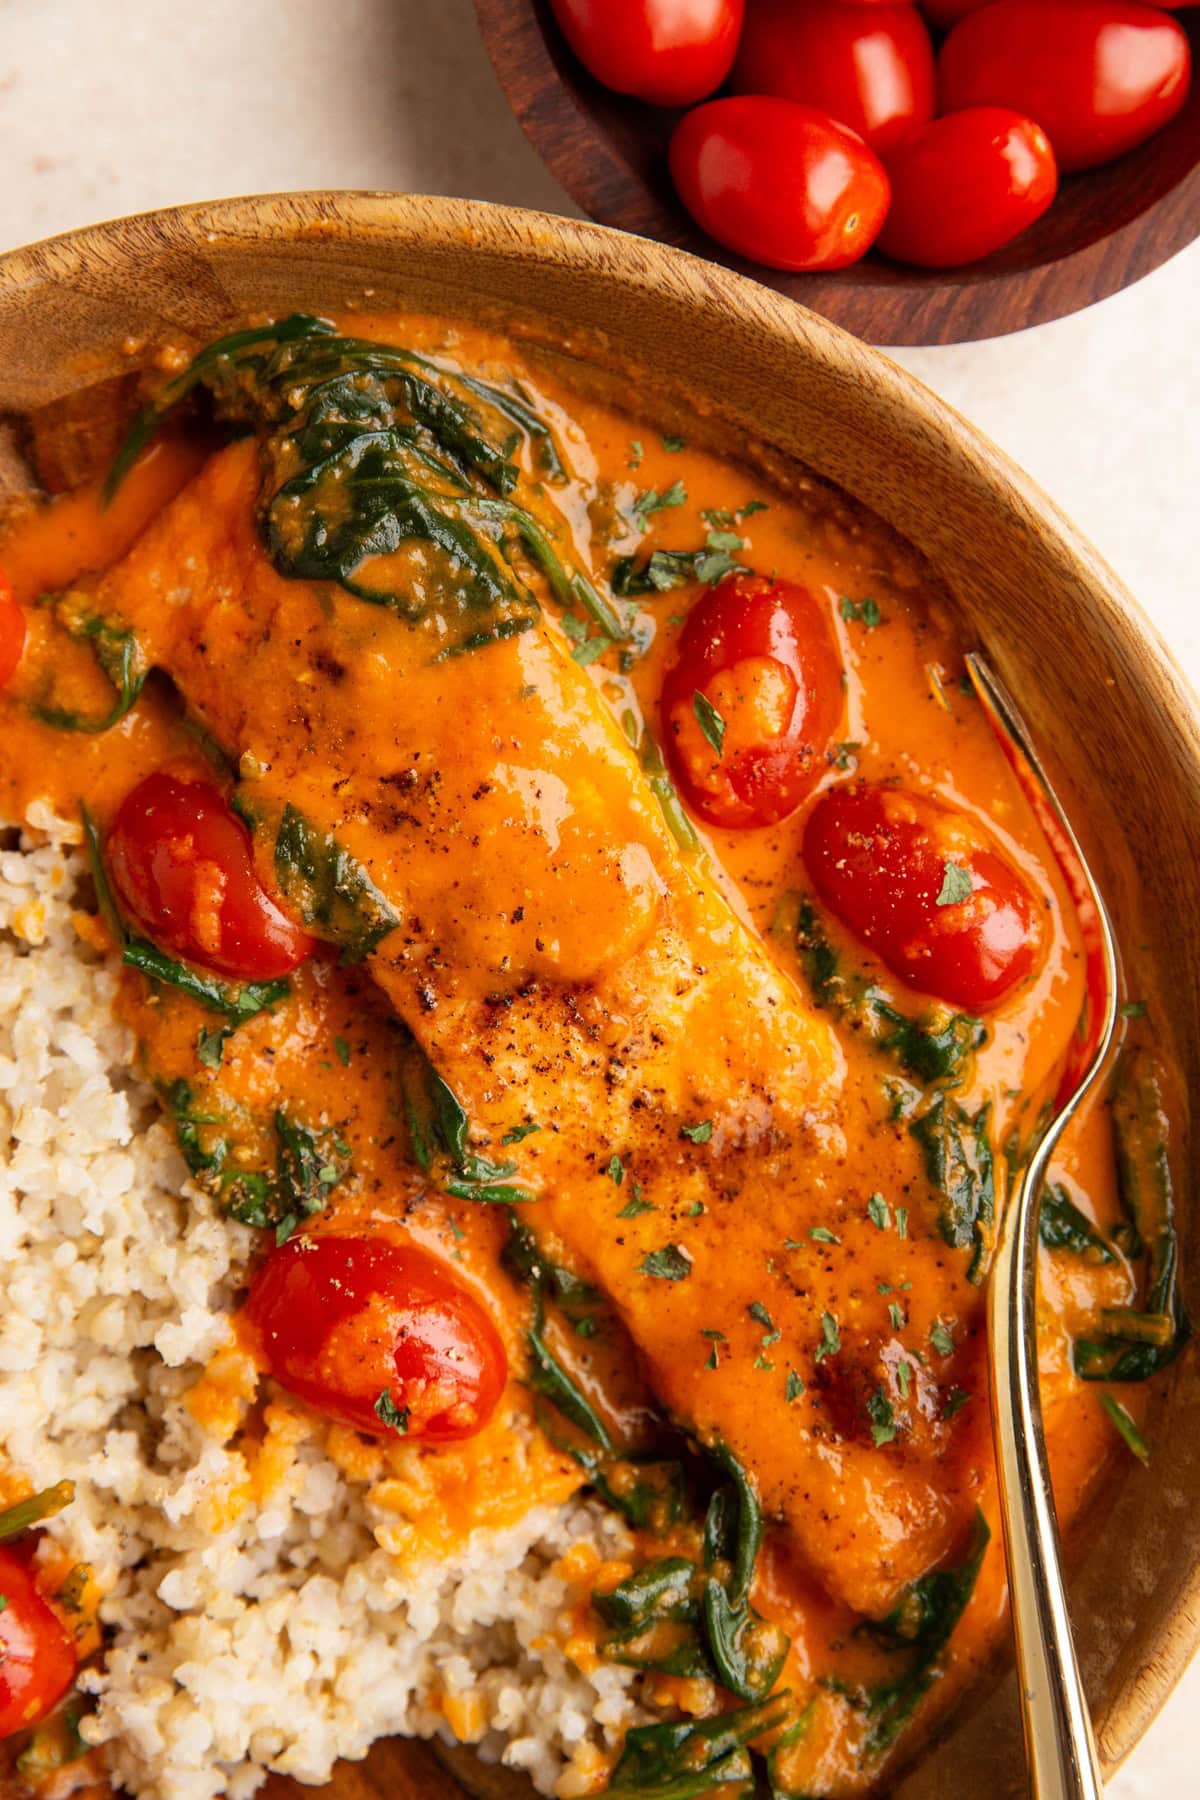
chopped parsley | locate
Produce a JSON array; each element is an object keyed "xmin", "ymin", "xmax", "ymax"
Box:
[
  {"xmin": 681, "ymin": 1119, "xmax": 713, "ymax": 1144},
  {"xmin": 936, "ymin": 860, "xmax": 973, "ymax": 907},
  {"xmin": 661, "ymin": 434, "xmax": 687, "ymax": 452},
  {"xmin": 641, "ymin": 1245, "xmax": 693, "ymax": 1282},
  {"xmin": 373, "ymin": 1389, "xmax": 410, "ymax": 1436},
  {"xmin": 786, "ymin": 1369, "xmax": 804, "ymax": 1404},
  {"xmin": 607, "ymin": 1154, "xmax": 625, "ymax": 1186},
  {"xmin": 572, "ymin": 633, "xmax": 613, "ymax": 667},
  {"xmin": 897, "ymin": 1361, "xmax": 914, "ymax": 1399},
  {"xmin": 502, "ymin": 1121, "xmax": 540, "ymax": 1145},
  {"xmin": 809, "ymin": 1225, "xmax": 840, "ymax": 1245},
  {"xmin": 693, "ymin": 690, "xmax": 726, "ymax": 756},
  {"xmin": 618, "ymin": 1185, "xmax": 656, "ymax": 1218},
  {"xmin": 867, "ymin": 1389, "xmax": 897, "ymax": 1447},
  {"xmin": 748, "ymin": 1300, "xmax": 780, "ymax": 1346},
  {"xmin": 867, "ymin": 1193, "xmax": 891, "ymax": 1231},
  {"xmin": 633, "ymin": 478, "xmax": 687, "ymax": 527},
  {"xmin": 628, "ymin": 440, "xmax": 644, "ymax": 469},
  {"xmin": 839, "ymin": 595, "xmax": 882, "ymax": 628},
  {"xmin": 333, "ymin": 1034, "xmax": 351, "ymax": 1067},
  {"xmin": 896, "ymin": 1206, "xmax": 910, "ymax": 1240},
  {"xmin": 942, "ymin": 1386, "xmax": 972, "ymax": 1419},
  {"xmin": 930, "ymin": 1320, "xmax": 955, "ymax": 1357},
  {"xmin": 814, "ymin": 1311, "xmax": 841, "ymax": 1362},
  {"xmin": 888, "ymin": 1302, "xmax": 906, "ymax": 1331}
]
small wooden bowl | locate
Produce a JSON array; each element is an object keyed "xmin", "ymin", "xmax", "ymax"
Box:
[
  {"xmin": 0, "ymin": 194, "xmax": 1198, "ymax": 1799},
  {"xmin": 475, "ymin": 0, "xmax": 1200, "ymax": 346}
]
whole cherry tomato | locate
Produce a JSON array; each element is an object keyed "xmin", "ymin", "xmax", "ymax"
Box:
[
  {"xmin": 670, "ymin": 98, "xmax": 891, "ymax": 270},
  {"xmin": 548, "ymin": 0, "xmax": 744, "ymax": 105},
  {"xmin": 732, "ymin": 0, "xmax": 936, "ymax": 153},
  {"xmin": 0, "ymin": 1549, "xmax": 76, "ymax": 1739},
  {"xmin": 107, "ymin": 773, "xmax": 316, "ymax": 981},
  {"xmin": 939, "ymin": 1, "xmax": 1192, "ymax": 172},
  {"xmin": 803, "ymin": 782, "xmax": 1042, "ymax": 1009},
  {"xmin": 0, "ymin": 565, "xmax": 27, "ymax": 692},
  {"xmin": 878, "ymin": 107, "xmax": 1057, "ymax": 266},
  {"xmin": 661, "ymin": 574, "xmax": 843, "ymax": 829},
  {"xmin": 246, "ymin": 1234, "xmax": 508, "ymax": 1441}
]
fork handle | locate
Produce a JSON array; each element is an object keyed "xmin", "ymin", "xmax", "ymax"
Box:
[{"xmin": 989, "ymin": 1136, "xmax": 1104, "ymax": 1800}]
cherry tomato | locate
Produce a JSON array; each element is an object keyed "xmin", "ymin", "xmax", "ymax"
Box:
[
  {"xmin": 661, "ymin": 575, "xmax": 843, "ymax": 830},
  {"xmin": 732, "ymin": 0, "xmax": 935, "ymax": 153},
  {"xmin": 246, "ymin": 1234, "xmax": 508, "ymax": 1441},
  {"xmin": 670, "ymin": 98, "xmax": 891, "ymax": 271},
  {"xmin": 0, "ymin": 565, "xmax": 27, "ymax": 692},
  {"xmin": 803, "ymin": 782, "xmax": 1042, "ymax": 1009},
  {"xmin": 877, "ymin": 107, "xmax": 1057, "ymax": 266},
  {"xmin": 938, "ymin": 1, "xmax": 1192, "ymax": 173},
  {"xmin": 548, "ymin": 0, "xmax": 744, "ymax": 105},
  {"xmin": 107, "ymin": 773, "xmax": 316, "ymax": 981},
  {"xmin": 0, "ymin": 1549, "xmax": 76, "ymax": 1739}
]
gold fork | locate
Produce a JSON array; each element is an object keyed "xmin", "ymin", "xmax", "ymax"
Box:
[{"xmin": 967, "ymin": 654, "xmax": 1118, "ymax": 1800}]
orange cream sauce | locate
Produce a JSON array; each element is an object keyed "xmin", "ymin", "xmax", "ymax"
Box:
[{"xmin": 0, "ymin": 312, "xmax": 1150, "ymax": 1794}]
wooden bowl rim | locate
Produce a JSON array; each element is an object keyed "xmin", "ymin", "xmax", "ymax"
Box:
[
  {"xmin": 473, "ymin": 0, "xmax": 1200, "ymax": 347},
  {"xmin": 1, "ymin": 187, "xmax": 1199, "ymax": 1780}
]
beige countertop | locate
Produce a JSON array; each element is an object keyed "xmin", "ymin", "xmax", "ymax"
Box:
[{"xmin": 1, "ymin": 2, "xmax": 1197, "ymax": 1791}]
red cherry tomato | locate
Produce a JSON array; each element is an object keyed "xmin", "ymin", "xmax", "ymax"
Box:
[
  {"xmin": 107, "ymin": 773, "xmax": 316, "ymax": 982},
  {"xmin": 661, "ymin": 575, "xmax": 843, "ymax": 830},
  {"xmin": 0, "ymin": 1549, "xmax": 76, "ymax": 1738},
  {"xmin": 0, "ymin": 565, "xmax": 27, "ymax": 692},
  {"xmin": 878, "ymin": 107, "xmax": 1057, "ymax": 266},
  {"xmin": 548, "ymin": 0, "xmax": 744, "ymax": 105},
  {"xmin": 938, "ymin": 1, "xmax": 1192, "ymax": 173},
  {"xmin": 246, "ymin": 1234, "xmax": 508, "ymax": 1442},
  {"xmin": 803, "ymin": 782, "xmax": 1042, "ymax": 1009},
  {"xmin": 732, "ymin": 0, "xmax": 935, "ymax": 153},
  {"xmin": 670, "ymin": 98, "xmax": 891, "ymax": 271}
]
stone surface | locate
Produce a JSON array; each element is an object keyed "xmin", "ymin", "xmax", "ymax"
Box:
[{"xmin": 1, "ymin": 3, "xmax": 1196, "ymax": 1790}]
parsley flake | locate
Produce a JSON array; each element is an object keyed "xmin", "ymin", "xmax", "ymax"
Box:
[
  {"xmin": 641, "ymin": 1244, "xmax": 692, "ymax": 1282},
  {"xmin": 888, "ymin": 1302, "xmax": 906, "ymax": 1331},
  {"xmin": 661, "ymin": 434, "xmax": 687, "ymax": 452},
  {"xmin": 867, "ymin": 1389, "xmax": 897, "ymax": 1446},
  {"xmin": 786, "ymin": 1369, "xmax": 804, "ymax": 1404},
  {"xmin": 814, "ymin": 1311, "xmax": 841, "ymax": 1362},
  {"xmin": 809, "ymin": 1225, "xmax": 840, "ymax": 1245},
  {"xmin": 607, "ymin": 1154, "xmax": 625, "ymax": 1186},
  {"xmin": 374, "ymin": 1388, "xmax": 410, "ymax": 1436},
  {"xmin": 867, "ymin": 1193, "xmax": 891, "ymax": 1231},
  {"xmin": 196, "ymin": 1026, "xmax": 230, "ymax": 1070},
  {"xmin": 930, "ymin": 1320, "xmax": 955, "ymax": 1356},
  {"xmin": 895, "ymin": 1206, "xmax": 909, "ymax": 1240},
  {"xmin": 681, "ymin": 1119, "xmax": 713, "ymax": 1144},
  {"xmin": 839, "ymin": 595, "xmax": 882, "ymax": 629},
  {"xmin": 633, "ymin": 478, "xmax": 687, "ymax": 527},
  {"xmin": 942, "ymin": 1386, "xmax": 972, "ymax": 1419},
  {"xmin": 936, "ymin": 860, "xmax": 973, "ymax": 907},
  {"xmin": 333, "ymin": 1035, "xmax": 351, "ymax": 1067}
]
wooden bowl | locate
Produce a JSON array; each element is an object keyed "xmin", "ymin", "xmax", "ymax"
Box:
[
  {"xmin": 474, "ymin": 0, "xmax": 1200, "ymax": 346},
  {"xmin": 0, "ymin": 193, "xmax": 1197, "ymax": 1799}
]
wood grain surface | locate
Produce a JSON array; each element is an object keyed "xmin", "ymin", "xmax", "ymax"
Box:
[
  {"xmin": 474, "ymin": 0, "xmax": 1200, "ymax": 347},
  {"xmin": 0, "ymin": 193, "xmax": 1197, "ymax": 1799}
]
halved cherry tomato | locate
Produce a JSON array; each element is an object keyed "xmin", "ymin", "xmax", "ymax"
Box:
[
  {"xmin": 0, "ymin": 565, "xmax": 27, "ymax": 692},
  {"xmin": 0, "ymin": 1548, "xmax": 76, "ymax": 1739},
  {"xmin": 246, "ymin": 1234, "xmax": 507, "ymax": 1442},
  {"xmin": 732, "ymin": 0, "xmax": 936, "ymax": 153},
  {"xmin": 106, "ymin": 773, "xmax": 316, "ymax": 981},
  {"xmin": 803, "ymin": 782, "xmax": 1042, "ymax": 1009},
  {"xmin": 670, "ymin": 98, "xmax": 891, "ymax": 271},
  {"xmin": 661, "ymin": 575, "xmax": 843, "ymax": 829},
  {"xmin": 548, "ymin": 0, "xmax": 744, "ymax": 105},
  {"xmin": 938, "ymin": 1, "xmax": 1192, "ymax": 173},
  {"xmin": 878, "ymin": 107, "xmax": 1057, "ymax": 266}
]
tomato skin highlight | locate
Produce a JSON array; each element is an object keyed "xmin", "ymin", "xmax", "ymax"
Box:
[
  {"xmin": 803, "ymin": 782, "xmax": 1042, "ymax": 1010},
  {"xmin": 661, "ymin": 575, "xmax": 843, "ymax": 829},
  {"xmin": 878, "ymin": 107, "xmax": 1057, "ymax": 266},
  {"xmin": 0, "ymin": 1548, "xmax": 77, "ymax": 1739},
  {"xmin": 107, "ymin": 773, "xmax": 316, "ymax": 981},
  {"xmin": 670, "ymin": 97, "xmax": 891, "ymax": 271},
  {"xmin": 938, "ymin": 0, "xmax": 1192, "ymax": 173},
  {"xmin": 548, "ymin": 0, "xmax": 744, "ymax": 105},
  {"xmin": 246, "ymin": 1234, "xmax": 508, "ymax": 1442},
  {"xmin": 0, "ymin": 565, "xmax": 27, "ymax": 691},
  {"xmin": 732, "ymin": 0, "xmax": 936, "ymax": 153}
]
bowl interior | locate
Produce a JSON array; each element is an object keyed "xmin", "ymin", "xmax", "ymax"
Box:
[
  {"xmin": 1, "ymin": 193, "xmax": 1198, "ymax": 1796},
  {"xmin": 474, "ymin": 0, "xmax": 1200, "ymax": 346}
]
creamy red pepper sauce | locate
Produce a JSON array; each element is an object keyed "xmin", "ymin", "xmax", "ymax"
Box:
[{"xmin": 0, "ymin": 313, "xmax": 1182, "ymax": 1797}]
